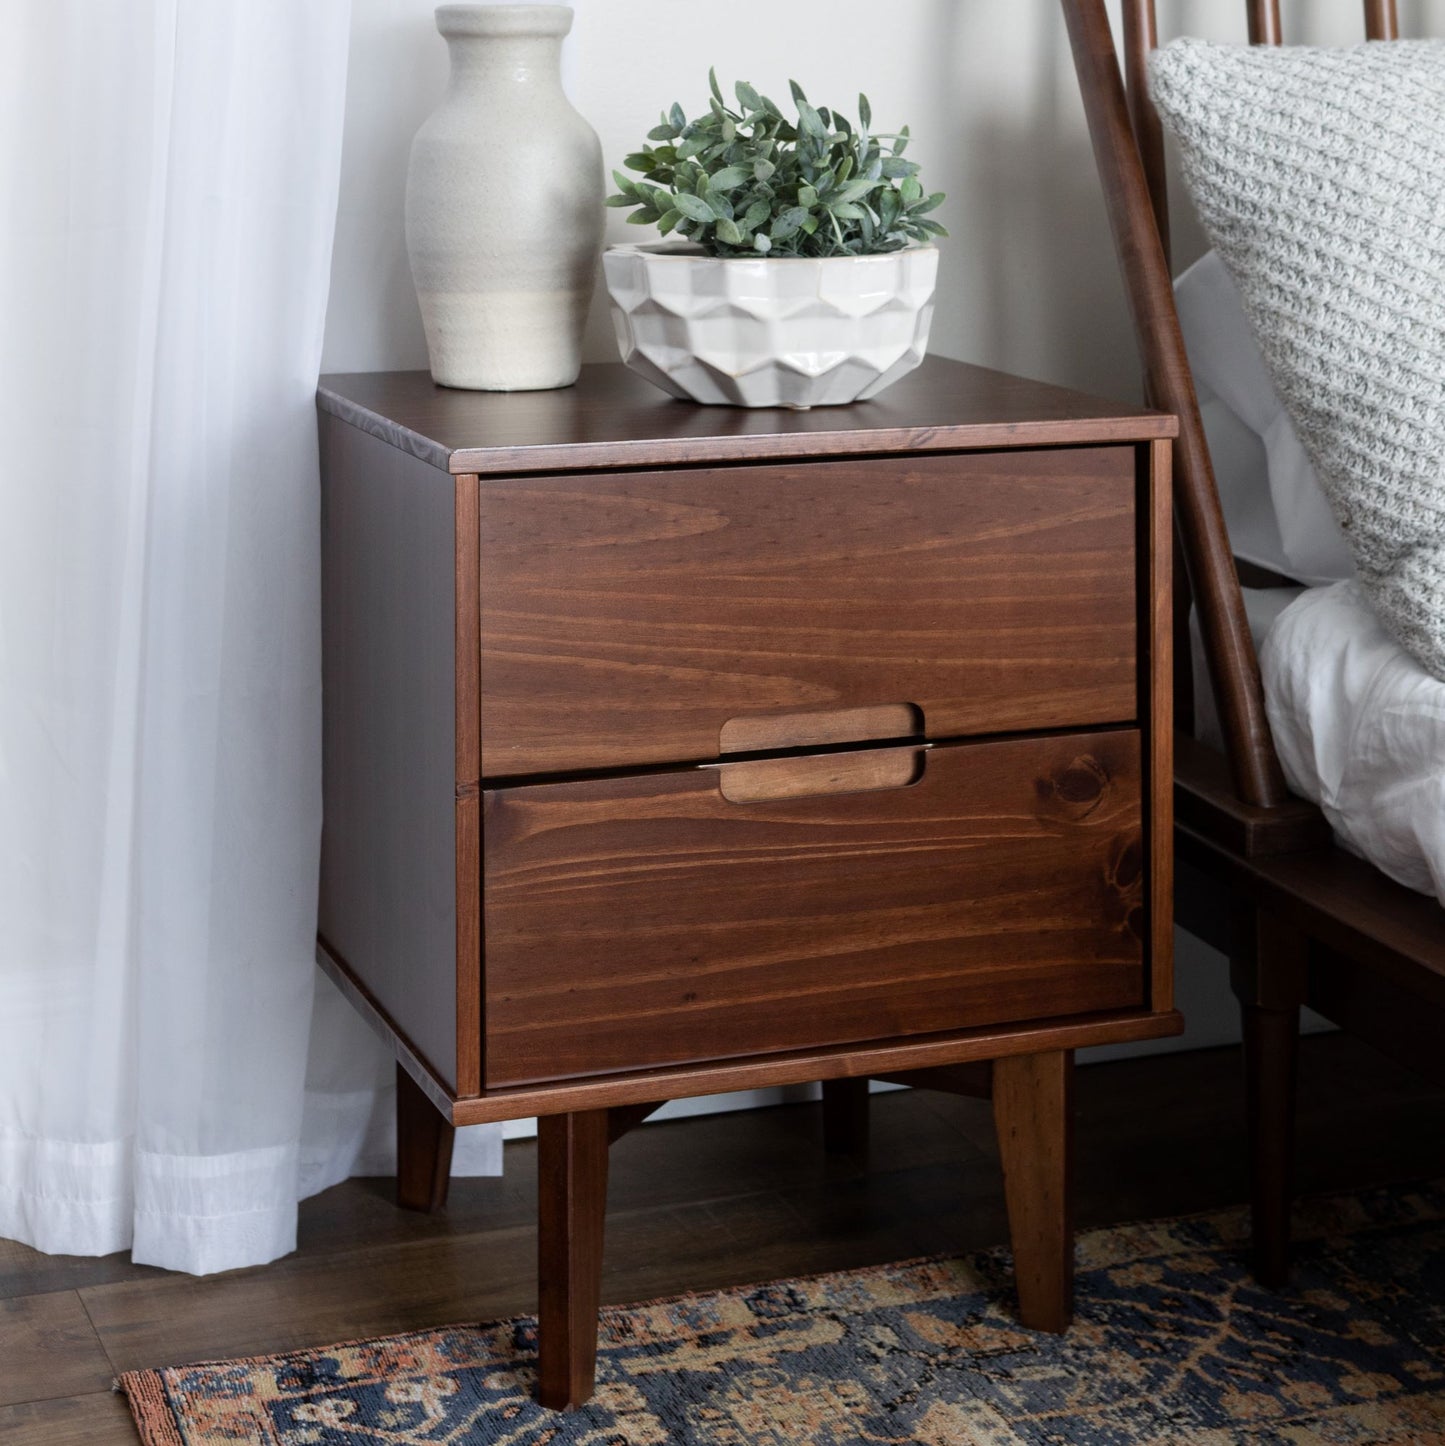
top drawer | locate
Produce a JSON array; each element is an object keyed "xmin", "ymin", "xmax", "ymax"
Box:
[{"xmin": 479, "ymin": 447, "xmax": 1138, "ymax": 777}]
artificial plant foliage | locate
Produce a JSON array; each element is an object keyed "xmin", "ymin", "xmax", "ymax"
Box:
[{"xmin": 606, "ymin": 72, "xmax": 947, "ymax": 258}]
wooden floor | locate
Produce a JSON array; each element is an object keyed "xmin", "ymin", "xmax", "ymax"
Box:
[{"xmin": 4, "ymin": 1033, "xmax": 1444, "ymax": 1444}]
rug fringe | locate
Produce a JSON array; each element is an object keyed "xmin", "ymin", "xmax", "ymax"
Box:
[{"xmin": 117, "ymin": 1370, "xmax": 189, "ymax": 1446}]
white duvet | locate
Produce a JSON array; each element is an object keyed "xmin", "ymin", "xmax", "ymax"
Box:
[{"xmin": 1262, "ymin": 582, "xmax": 1445, "ymax": 904}]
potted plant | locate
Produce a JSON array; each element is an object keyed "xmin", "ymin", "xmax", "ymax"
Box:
[{"xmin": 603, "ymin": 74, "xmax": 947, "ymax": 408}]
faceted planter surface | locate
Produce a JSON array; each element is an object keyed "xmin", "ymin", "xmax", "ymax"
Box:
[{"xmin": 603, "ymin": 243, "xmax": 938, "ymax": 407}]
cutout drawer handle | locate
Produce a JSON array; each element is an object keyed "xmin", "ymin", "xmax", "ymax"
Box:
[
  {"xmin": 716, "ymin": 746, "xmax": 926, "ymax": 804},
  {"xmin": 719, "ymin": 702, "xmax": 923, "ymax": 755}
]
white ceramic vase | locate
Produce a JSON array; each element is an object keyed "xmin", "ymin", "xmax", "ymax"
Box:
[
  {"xmin": 604, "ymin": 243, "xmax": 939, "ymax": 408},
  {"xmin": 405, "ymin": 4, "xmax": 603, "ymax": 390}
]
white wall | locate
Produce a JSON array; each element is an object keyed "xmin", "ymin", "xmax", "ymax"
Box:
[
  {"xmin": 324, "ymin": 0, "xmax": 1145, "ymax": 393},
  {"xmin": 321, "ymin": 1, "xmax": 1441, "ymax": 1101},
  {"xmin": 324, "ymin": 0, "xmax": 1445, "ymax": 380}
]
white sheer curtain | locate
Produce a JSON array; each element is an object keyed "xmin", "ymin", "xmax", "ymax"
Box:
[{"xmin": 0, "ymin": 0, "xmax": 499, "ymax": 1277}]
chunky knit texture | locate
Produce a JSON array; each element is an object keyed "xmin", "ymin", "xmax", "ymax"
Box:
[{"xmin": 1150, "ymin": 38, "xmax": 1445, "ymax": 679}]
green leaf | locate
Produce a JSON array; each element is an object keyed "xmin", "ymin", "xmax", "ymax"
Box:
[
  {"xmin": 831, "ymin": 178, "xmax": 876, "ymax": 205},
  {"xmin": 743, "ymin": 199, "xmax": 771, "ymax": 230},
  {"xmin": 770, "ymin": 205, "xmax": 811, "ymax": 240},
  {"xmin": 618, "ymin": 70, "xmax": 937, "ymax": 259},
  {"xmin": 707, "ymin": 165, "xmax": 751, "ymax": 191},
  {"xmin": 671, "ymin": 192, "xmax": 717, "ymax": 223}
]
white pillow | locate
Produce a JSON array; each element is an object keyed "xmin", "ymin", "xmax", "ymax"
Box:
[
  {"xmin": 1152, "ymin": 38, "xmax": 1445, "ymax": 681},
  {"xmin": 1175, "ymin": 251, "xmax": 1354, "ymax": 586}
]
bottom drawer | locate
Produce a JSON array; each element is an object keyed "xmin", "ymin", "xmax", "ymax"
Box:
[{"xmin": 481, "ymin": 730, "xmax": 1146, "ymax": 1086}]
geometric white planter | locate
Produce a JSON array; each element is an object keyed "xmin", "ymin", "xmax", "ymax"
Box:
[{"xmin": 603, "ymin": 242, "xmax": 938, "ymax": 407}]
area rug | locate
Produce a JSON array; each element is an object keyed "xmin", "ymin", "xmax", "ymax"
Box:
[{"xmin": 119, "ymin": 1179, "xmax": 1445, "ymax": 1445}]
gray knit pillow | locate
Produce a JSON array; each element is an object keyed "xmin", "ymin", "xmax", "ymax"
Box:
[{"xmin": 1150, "ymin": 38, "xmax": 1445, "ymax": 679}]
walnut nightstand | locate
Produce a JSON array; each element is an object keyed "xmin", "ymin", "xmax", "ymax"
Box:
[{"xmin": 315, "ymin": 358, "xmax": 1180, "ymax": 1409}]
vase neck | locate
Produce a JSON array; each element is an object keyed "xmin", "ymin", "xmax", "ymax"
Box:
[{"xmin": 446, "ymin": 32, "xmax": 565, "ymax": 98}]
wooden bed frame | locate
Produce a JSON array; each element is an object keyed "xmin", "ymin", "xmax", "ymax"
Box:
[{"xmin": 1063, "ymin": 0, "xmax": 1445, "ymax": 1286}]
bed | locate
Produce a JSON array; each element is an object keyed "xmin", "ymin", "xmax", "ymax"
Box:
[
  {"xmin": 1064, "ymin": 0, "xmax": 1445, "ymax": 1287},
  {"xmin": 1178, "ymin": 252, "xmax": 1445, "ymax": 909}
]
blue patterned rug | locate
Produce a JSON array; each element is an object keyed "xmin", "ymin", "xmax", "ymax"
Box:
[{"xmin": 120, "ymin": 1179, "xmax": 1445, "ymax": 1444}]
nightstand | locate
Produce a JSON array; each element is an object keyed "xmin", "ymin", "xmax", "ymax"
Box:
[{"xmin": 315, "ymin": 358, "xmax": 1180, "ymax": 1409}]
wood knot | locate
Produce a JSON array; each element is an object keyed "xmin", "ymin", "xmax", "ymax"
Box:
[{"xmin": 1034, "ymin": 754, "xmax": 1109, "ymax": 820}]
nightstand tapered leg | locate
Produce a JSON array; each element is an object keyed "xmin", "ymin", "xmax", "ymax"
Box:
[
  {"xmin": 993, "ymin": 1050, "xmax": 1074, "ymax": 1333},
  {"xmin": 396, "ymin": 1063, "xmax": 455, "ymax": 1212},
  {"xmin": 537, "ymin": 1108, "xmax": 610, "ymax": 1410}
]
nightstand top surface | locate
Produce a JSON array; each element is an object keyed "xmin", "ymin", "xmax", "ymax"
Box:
[{"xmin": 318, "ymin": 356, "xmax": 1176, "ymax": 477}]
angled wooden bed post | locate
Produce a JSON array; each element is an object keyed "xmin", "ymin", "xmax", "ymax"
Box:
[{"xmin": 1063, "ymin": 0, "xmax": 1437, "ymax": 1289}]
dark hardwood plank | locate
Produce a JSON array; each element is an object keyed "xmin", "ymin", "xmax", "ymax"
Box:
[
  {"xmin": 483, "ymin": 732, "xmax": 1146, "ymax": 1085},
  {"xmin": 0, "ymin": 1291, "xmax": 115, "ymax": 1406},
  {"xmin": 0, "ymin": 1393, "xmax": 138, "ymax": 1446},
  {"xmin": 317, "ymin": 412, "xmax": 459, "ymax": 1089},
  {"xmin": 82, "ymin": 1228, "xmax": 545, "ymax": 1376},
  {"xmin": 396, "ymin": 1062, "xmax": 456, "ymax": 1214},
  {"xmin": 478, "ymin": 449, "xmax": 1139, "ymax": 776},
  {"xmin": 0, "ymin": 1237, "xmax": 160, "ymax": 1304},
  {"xmin": 537, "ymin": 1112, "xmax": 609, "ymax": 1410},
  {"xmin": 993, "ymin": 1052, "xmax": 1075, "ymax": 1333},
  {"xmin": 317, "ymin": 358, "xmax": 1176, "ymax": 479},
  {"xmin": 37, "ymin": 1039, "xmax": 1445, "ymax": 1391}
]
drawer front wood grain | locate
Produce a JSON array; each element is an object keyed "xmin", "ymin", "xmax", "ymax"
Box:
[
  {"xmin": 478, "ymin": 448, "xmax": 1137, "ymax": 777},
  {"xmin": 482, "ymin": 730, "xmax": 1146, "ymax": 1087}
]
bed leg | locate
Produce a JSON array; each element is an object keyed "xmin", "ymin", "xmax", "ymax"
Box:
[{"xmin": 1232, "ymin": 907, "xmax": 1307, "ymax": 1288}]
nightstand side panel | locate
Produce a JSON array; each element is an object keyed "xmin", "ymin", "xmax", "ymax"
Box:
[{"xmin": 318, "ymin": 413, "xmax": 460, "ymax": 1090}]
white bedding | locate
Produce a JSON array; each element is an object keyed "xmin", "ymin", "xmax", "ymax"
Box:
[
  {"xmin": 1178, "ymin": 253, "xmax": 1445, "ymax": 906},
  {"xmin": 1261, "ymin": 582, "xmax": 1445, "ymax": 905}
]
